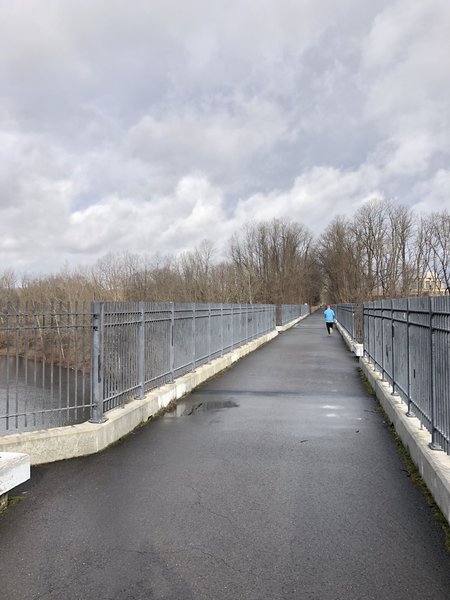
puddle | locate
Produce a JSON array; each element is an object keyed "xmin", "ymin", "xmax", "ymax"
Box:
[{"xmin": 164, "ymin": 398, "xmax": 239, "ymax": 418}]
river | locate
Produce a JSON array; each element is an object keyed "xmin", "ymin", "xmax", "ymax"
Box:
[{"xmin": 0, "ymin": 355, "xmax": 91, "ymax": 435}]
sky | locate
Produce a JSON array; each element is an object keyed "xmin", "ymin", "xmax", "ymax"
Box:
[{"xmin": 1, "ymin": 0, "xmax": 449, "ymax": 274}]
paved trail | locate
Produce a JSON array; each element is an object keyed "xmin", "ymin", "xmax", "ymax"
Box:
[{"xmin": 1, "ymin": 312, "xmax": 450, "ymax": 599}]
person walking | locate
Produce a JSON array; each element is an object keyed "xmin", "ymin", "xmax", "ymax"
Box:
[{"xmin": 324, "ymin": 305, "xmax": 335, "ymax": 335}]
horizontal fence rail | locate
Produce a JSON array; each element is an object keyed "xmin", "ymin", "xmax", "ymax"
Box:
[
  {"xmin": 1, "ymin": 301, "xmax": 306, "ymax": 433},
  {"xmin": 336, "ymin": 297, "xmax": 450, "ymax": 456}
]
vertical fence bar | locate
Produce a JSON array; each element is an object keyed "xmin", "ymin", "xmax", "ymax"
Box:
[
  {"xmin": 14, "ymin": 306, "xmax": 19, "ymax": 429},
  {"xmin": 41, "ymin": 303, "xmax": 47, "ymax": 427},
  {"xmin": 191, "ymin": 303, "xmax": 196, "ymax": 371},
  {"xmin": 391, "ymin": 299, "xmax": 398, "ymax": 395},
  {"xmin": 66, "ymin": 302, "xmax": 71, "ymax": 419},
  {"xmin": 220, "ymin": 304, "xmax": 224, "ymax": 356},
  {"xmin": 405, "ymin": 298, "xmax": 415, "ymax": 417},
  {"xmin": 73, "ymin": 303, "xmax": 79, "ymax": 419},
  {"xmin": 23, "ymin": 302, "xmax": 29, "ymax": 428},
  {"xmin": 429, "ymin": 296, "xmax": 441, "ymax": 450},
  {"xmin": 363, "ymin": 303, "xmax": 368, "ymax": 362},
  {"xmin": 138, "ymin": 302, "xmax": 145, "ymax": 399},
  {"xmin": 90, "ymin": 302, "xmax": 106, "ymax": 424},
  {"xmin": 208, "ymin": 304, "xmax": 212, "ymax": 362},
  {"xmin": 246, "ymin": 305, "xmax": 249, "ymax": 342},
  {"xmin": 232, "ymin": 305, "xmax": 236, "ymax": 348},
  {"xmin": 380, "ymin": 302, "xmax": 385, "ymax": 381},
  {"xmin": 170, "ymin": 302, "xmax": 175, "ymax": 383}
]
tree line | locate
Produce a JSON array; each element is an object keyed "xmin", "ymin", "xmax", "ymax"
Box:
[
  {"xmin": 1, "ymin": 200, "xmax": 450, "ymax": 308},
  {"xmin": 319, "ymin": 201, "xmax": 450, "ymax": 302}
]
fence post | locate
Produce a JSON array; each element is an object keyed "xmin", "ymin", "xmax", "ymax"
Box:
[
  {"xmin": 391, "ymin": 300, "xmax": 399, "ymax": 396},
  {"xmin": 220, "ymin": 304, "xmax": 224, "ymax": 356},
  {"xmin": 365, "ymin": 304, "xmax": 369, "ymax": 363},
  {"xmin": 363, "ymin": 304, "xmax": 373, "ymax": 366},
  {"xmin": 429, "ymin": 296, "xmax": 441, "ymax": 450},
  {"xmin": 90, "ymin": 302, "xmax": 107, "ymax": 424},
  {"xmin": 405, "ymin": 298, "xmax": 415, "ymax": 417},
  {"xmin": 246, "ymin": 304, "xmax": 249, "ymax": 342},
  {"xmin": 231, "ymin": 305, "xmax": 234, "ymax": 350},
  {"xmin": 138, "ymin": 302, "xmax": 145, "ymax": 400},
  {"xmin": 170, "ymin": 303, "xmax": 175, "ymax": 383},
  {"xmin": 208, "ymin": 304, "xmax": 212, "ymax": 362},
  {"xmin": 192, "ymin": 303, "xmax": 196, "ymax": 371},
  {"xmin": 380, "ymin": 302, "xmax": 385, "ymax": 381}
]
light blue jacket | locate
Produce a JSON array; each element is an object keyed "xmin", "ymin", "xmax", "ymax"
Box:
[{"xmin": 324, "ymin": 308, "xmax": 335, "ymax": 322}]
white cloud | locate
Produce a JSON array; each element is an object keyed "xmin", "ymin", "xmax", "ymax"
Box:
[
  {"xmin": 233, "ymin": 164, "xmax": 383, "ymax": 233},
  {"xmin": 362, "ymin": 0, "xmax": 450, "ymax": 139},
  {"xmin": 61, "ymin": 175, "xmax": 229, "ymax": 257},
  {"xmin": 413, "ymin": 170, "xmax": 450, "ymax": 214},
  {"xmin": 125, "ymin": 96, "xmax": 290, "ymax": 182},
  {"xmin": 0, "ymin": 0, "xmax": 450, "ymax": 274}
]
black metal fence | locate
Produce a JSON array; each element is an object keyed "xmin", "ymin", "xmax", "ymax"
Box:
[
  {"xmin": 276, "ymin": 304, "xmax": 310, "ymax": 326},
  {"xmin": 0, "ymin": 302, "xmax": 92, "ymax": 434},
  {"xmin": 92, "ymin": 302, "xmax": 276, "ymax": 420},
  {"xmin": 1, "ymin": 301, "xmax": 307, "ymax": 434},
  {"xmin": 333, "ymin": 304, "xmax": 363, "ymax": 342},
  {"xmin": 336, "ymin": 297, "xmax": 450, "ymax": 455}
]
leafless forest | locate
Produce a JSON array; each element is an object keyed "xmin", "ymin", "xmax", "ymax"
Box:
[{"xmin": 1, "ymin": 200, "xmax": 450, "ymax": 308}]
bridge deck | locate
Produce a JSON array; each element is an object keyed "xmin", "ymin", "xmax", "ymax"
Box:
[{"xmin": 1, "ymin": 311, "xmax": 449, "ymax": 599}]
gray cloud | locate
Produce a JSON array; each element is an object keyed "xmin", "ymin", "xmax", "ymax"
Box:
[{"xmin": 0, "ymin": 0, "xmax": 449, "ymax": 274}]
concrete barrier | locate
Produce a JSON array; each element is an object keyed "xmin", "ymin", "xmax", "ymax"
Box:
[
  {"xmin": 0, "ymin": 329, "xmax": 279, "ymax": 465},
  {"xmin": 335, "ymin": 321, "xmax": 363, "ymax": 356},
  {"xmin": 360, "ymin": 356, "xmax": 450, "ymax": 526},
  {"xmin": 0, "ymin": 452, "xmax": 30, "ymax": 512},
  {"xmin": 336, "ymin": 320, "xmax": 450, "ymax": 524}
]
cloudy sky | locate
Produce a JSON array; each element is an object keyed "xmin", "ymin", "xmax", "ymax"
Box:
[{"xmin": 1, "ymin": 0, "xmax": 449, "ymax": 274}]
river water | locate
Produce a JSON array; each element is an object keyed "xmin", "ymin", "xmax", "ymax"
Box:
[{"xmin": 0, "ymin": 355, "xmax": 91, "ymax": 435}]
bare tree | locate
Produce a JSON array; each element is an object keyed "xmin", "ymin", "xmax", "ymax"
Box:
[
  {"xmin": 229, "ymin": 219, "xmax": 314, "ymax": 304},
  {"xmin": 379, "ymin": 203, "xmax": 415, "ymax": 297},
  {"xmin": 0, "ymin": 269, "xmax": 19, "ymax": 306},
  {"xmin": 317, "ymin": 217, "xmax": 365, "ymax": 303},
  {"xmin": 423, "ymin": 211, "xmax": 450, "ymax": 293},
  {"xmin": 351, "ymin": 199, "xmax": 388, "ymax": 298}
]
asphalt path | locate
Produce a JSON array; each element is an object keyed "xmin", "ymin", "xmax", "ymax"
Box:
[{"xmin": 1, "ymin": 311, "xmax": 450, "ymax": 599}]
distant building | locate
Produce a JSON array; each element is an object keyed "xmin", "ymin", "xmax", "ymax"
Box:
[{"xmin": 422, "ymin": 271, "xmax": 447, "ymax": 295}]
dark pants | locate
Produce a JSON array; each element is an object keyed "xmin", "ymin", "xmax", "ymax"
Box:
[{"xmin": 326, "ymin": 321, "xmax": 334, "ymax": 334}]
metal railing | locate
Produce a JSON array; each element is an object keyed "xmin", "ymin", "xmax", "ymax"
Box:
[
  {"xmin": 333, "ymin": 303, "xmax": 363, "ymax": 342},
  {"xmin": 91, "ymin": 302, "xmax": 275, "ymax": 420},
  {"xmin": 0, "ymin": 302, "xmax": 92, "ymax": 434},
  {"xmin": 337, "ymin": 297, "xmax": 450, "ymax": 455},
  {"xmin": 276, "ymin": 304, "xmax": 310, "ymax": 326},
  {"xmin": 1, "ymin": 301, "xmax": 277, "ymax": 433}
]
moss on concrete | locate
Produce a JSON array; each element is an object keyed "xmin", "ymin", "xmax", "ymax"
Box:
[
  {"xmin": 359, "ymin": 367, "xmax": 450, "ymax": 553},
  {"xmin": 0, "ymin": 494, "xmax": 25, "ymax": 516}
]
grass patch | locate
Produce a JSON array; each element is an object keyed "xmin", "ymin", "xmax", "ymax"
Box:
[
  {"xmin": 359, "ymin": 367, "xmax": 450, "ymax": 553},
  {"xmin": 0, "ymin": 495, "xmax": 25, "ymax": 516},
  {"xmin": 358, "ymin": 368, "xmax": 376, "ymax": 397},
  {"xmin": 8, "ymin": 495, "xmax": 25, "ymax": 508}
]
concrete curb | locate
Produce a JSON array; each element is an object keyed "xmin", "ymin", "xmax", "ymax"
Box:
[
  {"xmin": 336, "ymin": 320, "xmax": 450, "ymax": 524},
  {"xmin": 0, "ymin": 452, "xmax": 31, "ymax": 511},
  {"xmin": 335, "ymin": 322, "xmax": 363, "ymax": 356},
  {"xmin": 360, "ymin": 356, "xmax": 450, "ymax": 525},
  {"xmin": 0, "ymin": 330, "xmax": 279, "ymax": 465}
]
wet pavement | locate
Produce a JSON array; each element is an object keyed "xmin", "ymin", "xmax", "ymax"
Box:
[{"xmin": 1, "ymin": 311, "xmax": 450, "ymax": 599}]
